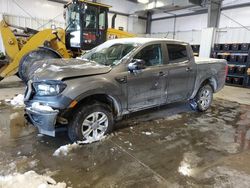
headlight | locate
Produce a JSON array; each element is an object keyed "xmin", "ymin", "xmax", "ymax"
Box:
[{"xmin": 33, "ymin": 81, "xmax": 66, "ymax": 96}]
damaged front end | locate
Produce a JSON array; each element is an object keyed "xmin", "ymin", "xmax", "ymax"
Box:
[
  {"xmin": 26, "ymin": 102, "xmax": 59, "ymax": 137},
  {"xmin": 24, "ymin": 80, "xmax": 72, "ymax": 137}
]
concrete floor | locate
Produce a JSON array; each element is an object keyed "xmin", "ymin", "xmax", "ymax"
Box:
[{"xmin": 1, "ymin": 76, "xmax": 250, "ymax": 187}]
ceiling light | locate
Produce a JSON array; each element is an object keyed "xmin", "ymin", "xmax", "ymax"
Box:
[{"xmin": 138, "ymin": 0, "xmax": 149, "ymax": 4}]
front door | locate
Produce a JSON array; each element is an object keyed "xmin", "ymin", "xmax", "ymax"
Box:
[
  {"xmin": 127, "ymin": 44, "xmax": 168, "ymax": 111},
  {"xmin": 165, "ymin": 43, "xmax": 196, "ymax": 102}
]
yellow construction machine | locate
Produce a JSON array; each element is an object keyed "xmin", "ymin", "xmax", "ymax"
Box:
[{"xmin": 0, "ymin": 0, "xmax": 135, "ymax": 82}]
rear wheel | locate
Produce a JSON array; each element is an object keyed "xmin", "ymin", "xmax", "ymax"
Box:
[
  {"xmin": 18, "ymin": 49, "xmax": 60, "ymax": 83},
  {"xmin": 67, "ymin": 102, "xmax": 114, "ymax": 142},
  {"xmin": 190, "ymin": 84, "xmax": 213, "ymax": 112}
]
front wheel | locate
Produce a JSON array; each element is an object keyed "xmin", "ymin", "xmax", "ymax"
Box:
[
  {"xmin": 190, "ymin": 84, "xmax": 213, "ymax": 112},
  {"xmin": 67, "ymin": 102, "xmax": 114, "ymax": 142}
]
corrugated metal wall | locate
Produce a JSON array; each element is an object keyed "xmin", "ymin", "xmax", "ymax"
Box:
[
  {"xmin": 150, "ymin": 6, "xmax": 250, "ymax": 44},
  {"xmin": 2, "ymin": 14, "xmax": 65, "ymax": 30},
  {"xmin": 146, "ymin": 26, "xmax": 250, "ymax": 45},
  {"xmin": 144, "ymin": 30, "xmax": 201, "ymax": 45}
]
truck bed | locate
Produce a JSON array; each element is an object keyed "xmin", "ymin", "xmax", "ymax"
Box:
[
  {"xmin": 192, "ymin": 56, "xmax": 227, "ymax": 95},
  {"xmin": 195, "ymin": 57, "xmax": 226, "ymax": 64}
]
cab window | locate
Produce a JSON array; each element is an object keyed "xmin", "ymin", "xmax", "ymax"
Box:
[
  {"xmin": 99, "ymin": 10, "xmax": 106, "ymax": 30},
  {"xmin": 134, "ymin": 44, "xmax": 163, "ymax": 66},
  {"xmin": 167, "ymin": 44, "xmax": 188, "ymax": 63},
  {"xmin": 85, "ymin": 8, "xmax": 97, "ymax": 29}
]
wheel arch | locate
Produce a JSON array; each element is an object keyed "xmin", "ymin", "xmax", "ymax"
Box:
[
  {"xmin": 73, "ymin": 92, "xmax": 123, "ymax": 119},
  {"xmin": 190, "ymin": 76, "xmax": 218, "ymax": 99},
  {"xmin": 201, "ymin": 77, "xmax": 217, "ymax": 92}
]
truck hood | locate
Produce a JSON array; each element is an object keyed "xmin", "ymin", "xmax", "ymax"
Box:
[{"xmin": 30, "ymin": 58, "xmax": 112, "ymax": 81}]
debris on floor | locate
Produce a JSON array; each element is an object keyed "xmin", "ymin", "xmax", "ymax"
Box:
[
  {"xmin": 0, "ymin": 171, "xmax": 66, "ymax": 188},
  {"xmin": 5, "ymin": 94, "xmax": 24, "ymax": 107},
  {"xmin": 164, "ymin": 114, "xmax": 182, "ymax": 121},
  {"xmin": 53, "ymin": 142, "xmax": 81, "ymax": 156},
  {"xmin": 79, "ymin": 134, "xmax": 106, "ymax": 144},
  {"xmin": 142, "ymin": 131, "xmax": 153, "ymax": 136},
  {"xmin": 53, "ymin": 135, "xmax": 106, "ymax": 156}
]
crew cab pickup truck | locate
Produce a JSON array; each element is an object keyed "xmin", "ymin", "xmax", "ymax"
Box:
[{"xmin": 24, "ymin": 38, "xmax": 227, "ymax": 142}]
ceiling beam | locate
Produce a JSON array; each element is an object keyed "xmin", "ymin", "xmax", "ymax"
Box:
[
  {"xmin": 47, "ymin": 0, "xmax": 67, "ymax": 4},
  {"xmin": 151, "ymin": 2, "xmax": 250, "ymax": 21}
]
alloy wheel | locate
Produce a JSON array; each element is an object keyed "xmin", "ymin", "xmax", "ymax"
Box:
[{"xmin": 81, "ymin": 112, "xmax": 108, "ymax": 140}]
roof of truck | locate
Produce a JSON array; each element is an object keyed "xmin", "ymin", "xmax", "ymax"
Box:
[{"xmin": 106, "ymin": 37, "xmax": 188, "ymax": 45}]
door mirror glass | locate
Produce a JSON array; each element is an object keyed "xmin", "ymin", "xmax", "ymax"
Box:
[{"xmin": 128, "ymin": 59, "xmax": 146, "ymax": 72}]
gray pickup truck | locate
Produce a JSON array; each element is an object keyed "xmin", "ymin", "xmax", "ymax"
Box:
[{"xmin": 24, "ymin": 38, "xmax": 227, "ymax": 142}]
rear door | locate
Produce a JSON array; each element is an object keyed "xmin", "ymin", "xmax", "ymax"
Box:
[{"xmin": 165, "ymin": 43, "xmax": 196, "ymax": 102}]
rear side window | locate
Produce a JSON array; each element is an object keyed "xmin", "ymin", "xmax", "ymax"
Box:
[{"xmin": 167, "ymin": 44, "xmax": 188, "ymax": 63}]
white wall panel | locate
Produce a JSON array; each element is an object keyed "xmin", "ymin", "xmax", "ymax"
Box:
[
  {"xmin": 175, "ymin": 30, "xmax": 201, "ymax": 44},
  {"xmin": 215, "ymin": 27, "xmax": 250, "ymax": 43},
  {"xmin": 3, "ymin": 14, "xmax": 64, "ymax": 30},
  {"xmin": 151, "ymin": 18, "xmax": 174, "ymax": 33},
  {"xmin": 151, "ymin": 13, "xmax": 205, "ymax": 44},
  {"xmin": 99, "ymin": 0, "xmax": 138, "ymax": 14},
  {"xmin": 175, "ymin": 14, "xmax": 207, "ymax": 31},
  {"xmin": 0, "ymin": 0, "xmax": 64, "ymax": 23},
  {"xmin": 219, "ymin": 7, "xmax": 250, "ymax": 28},
  {"xmin": 151, "ymin": 13, "xmax": 207, "ymax": 33},
  {"xmin": 145, "ymin": 30, "xmax": 201, "ymax": 44},
  {"xmin": 151, "ymin": 6, "xmax": 250, "ymax": 44}
]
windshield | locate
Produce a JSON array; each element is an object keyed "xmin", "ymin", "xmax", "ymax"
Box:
[{"xmin": 81, "ymin": 42, "xmax": 139, "ymax": 66}]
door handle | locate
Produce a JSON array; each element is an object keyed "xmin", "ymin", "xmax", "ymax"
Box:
[
  {"xmin": 186, "ymin": 67, "xmax": 193, "ymax": 72},
  {"xmin": 158, "ymin": 71, "xmax": 168, "ymax": 77}
]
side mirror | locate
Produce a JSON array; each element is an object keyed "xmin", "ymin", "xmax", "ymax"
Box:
[{"xmin": 128, "ymin": 59, "xmax": 146, "ymax": 72}]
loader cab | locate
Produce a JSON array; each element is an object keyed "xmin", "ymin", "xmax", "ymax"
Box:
[{"xmin": 65, "ymin": 0, "xmax": 109, "ymax": 52}]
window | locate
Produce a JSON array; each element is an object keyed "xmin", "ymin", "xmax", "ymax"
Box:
[
  {"xmin": 167, "ymin": 44, "xmax": 188, "ymax": 63},
  {"xmin": 84, "ymin": 9, "xmax": 97, "ymax": 29},
  {"xmin": 99, "ymin": 10, "xmax": 106, "ymax": 30},
  {"xmin": 134, "ymin": 44, "xmax": 163, "ymax": 66},
  {"xmin": 66, "ymin": 4, "xmax": 80, "ymax": 32},
  {"xmin": 66, "ymin": 4, "xmax": 81, "ymax": 48}
]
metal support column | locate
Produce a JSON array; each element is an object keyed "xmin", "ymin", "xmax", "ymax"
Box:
[
  {"xmin": 207, "ymin": 0, "xmax": 222, "ymax": 27},
  {"xmin": 199, "ymin": 0, "xmax": 222, "ymax": 57},
  {"xmin": 146, "ymin": 11, "xmax": 152, "ymax": 34}
]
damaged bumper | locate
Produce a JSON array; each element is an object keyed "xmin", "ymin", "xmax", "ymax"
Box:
[
  {"xmin": 24, "ymin": 81, "xmax": 73, "ymax": 137},
  {"xmin": 25, "ymin": 104, "xmax": 59, "ymax": 137}
]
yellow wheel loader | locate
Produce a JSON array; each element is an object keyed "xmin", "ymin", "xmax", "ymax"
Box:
[{"xmin": 0, "ymin": 0, "xmax": 135, "ymax": 82}]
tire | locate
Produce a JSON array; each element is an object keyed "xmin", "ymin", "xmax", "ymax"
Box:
[
  {"xmin": 18, "ymin": 49, "xmax": 60, "ymax": 83},
  {"xmin": 191, "ymin": 84, "xmax": 213, "ymax": 112},
  {"xmin": 67, "ymin": 102, "xmax": 114, "ymax": 142}
]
